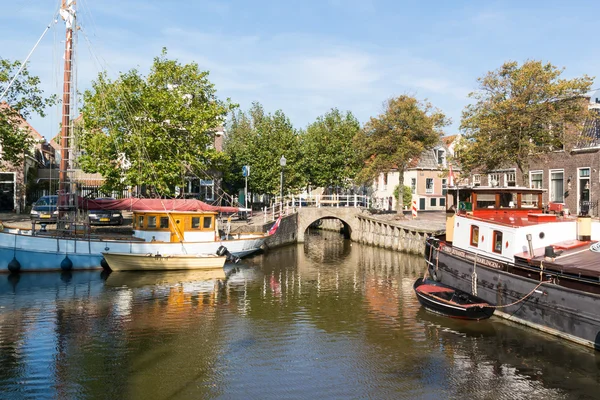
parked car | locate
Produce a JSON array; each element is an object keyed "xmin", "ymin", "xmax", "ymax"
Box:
[
  {"xmin": 88, "ymin": 198, "xmax": 123, "ymax": 226},
  {"xmin": 30, "ymin": 195, "xmax": 59, "ymax": 223}
]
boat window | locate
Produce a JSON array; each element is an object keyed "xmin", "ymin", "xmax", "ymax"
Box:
[
  {"xmin": 521, "ymin": 193, "xmax": 539, "ymax": 208},
  {"xmin": 160, "ymin": 217, "xmax": 169, "ymax": 229},
  {"xmin": 493, "ymin": 231, "xmax": 503, "ymax": 254},
  {"xmin": 203, "ymin": 216, "xmax": 213, "ymax": 229},
  {"xmin": 499, "ymin": 192, "xmax": 516, "ymax": 208},
  {"xmin": 192, "ymin": 217, "xmax": 200, "ymax": 229},
  {"xmin": 476, "ymin": 194, "xmax": 495, "ymax": 209},
  {"xmin": 470, "ymin": 225, "xmax": 479, "ymax": 247},
  {"xmin": 147, "ymin": 216, "xmax": 157, "ymax": 228},
  {"xmin": 137, "ymin": 215, "xmax": 144, "ymax": 228}
]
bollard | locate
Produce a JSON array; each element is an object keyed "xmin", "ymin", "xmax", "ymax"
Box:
[{"xmin": 412, "ymin": 200, "xmax": 418, "ymax": 219}]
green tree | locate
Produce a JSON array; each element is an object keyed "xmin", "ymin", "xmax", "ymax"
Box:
[
  {"xmin": 301, "ymin": 108, "xmax": 361, "ymax": 193},
  {"xmin": 0, "ymin": 58, "xmax": 56, "ymax": 163},
  {"xmin": 459, "ymin": 60, "xmax": 593, "ymax": 182},
  {"xmin": 393, "ymin": 185, "xmax": 412, "ymax": 210},
  {"xmin": 355, "ymin": 95, "xmax": 449, "ymax": 214},
  {"xmin": 224, "ymin": 102, "xmax": 304, "ymax": 199},
  {"xmin": 78, "ymin": 49, "xmax": 234, "ymax": 195}
]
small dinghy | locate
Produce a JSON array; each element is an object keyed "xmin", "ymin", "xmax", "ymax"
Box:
[{"xmin": 413, "ymin": 278, "xmax": 495, "ymax": 320}]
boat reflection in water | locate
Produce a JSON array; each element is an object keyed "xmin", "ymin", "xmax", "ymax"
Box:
[
  {"xmin": 102, "ymin": 268, "xmax": 228, "ymax": 288},
  {"xmin": 1, "ymin": 234, "xmax": 600, "ymax": 398}
]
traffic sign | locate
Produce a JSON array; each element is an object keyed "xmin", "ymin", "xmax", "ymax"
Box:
[{"xmin": 242, "ymin": 165, "xmax": 250, "ymax": 177}]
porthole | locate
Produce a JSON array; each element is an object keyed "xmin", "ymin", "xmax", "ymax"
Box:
[{"xmin": 539, "ymin": 232, "xmax": 545, "ymax": 239}]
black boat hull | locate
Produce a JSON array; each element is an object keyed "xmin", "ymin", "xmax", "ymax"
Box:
[
  {"xmin": 413, "ymin": 277, "xmax": 494, "ymax": 320},
  {"xmin": 425, "ymin": 238, "xmax": 600, "ymax": 349}
]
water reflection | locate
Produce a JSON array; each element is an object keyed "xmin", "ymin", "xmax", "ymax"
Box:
[{"xmin": 0, "ymin": 231, "xmax": 598, "ymax": 399}]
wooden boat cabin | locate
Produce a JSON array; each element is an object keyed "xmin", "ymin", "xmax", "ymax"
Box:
[{"xmin": 132, "ymin": 211, "xmax": 219, "ymax": 243}]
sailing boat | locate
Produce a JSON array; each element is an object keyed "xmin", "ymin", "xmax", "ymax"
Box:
[{"xmin": 0, "ymin": 1, "xmax": 276, "ymax": 273}]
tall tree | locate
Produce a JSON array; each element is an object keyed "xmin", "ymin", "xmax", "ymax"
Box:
[
  {"xmin": 78, "ymin": 49, "xmax": 235, "ymax": 195},
  {"xmin": 224, "ymin": 102, "xmax": 304, "ymax": 198},
  {"xmin": 301, "ymin": 108, "xmax": 361, "ymax": 192},
  {"xmin": 355, "ymin": 95, "xmax": 449, "ymax": 213},
  {"xmin": 0, "ymin": 58, "xmax": 56, "ymax": 163},
  {"xmin": 459, "ymin": 60, "xmax": 593, "ymax": 181}
]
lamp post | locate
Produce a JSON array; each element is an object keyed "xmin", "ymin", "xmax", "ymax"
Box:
[{"xmin": 279, "ymin": 155, "xmax": 286, "ymax": 213}]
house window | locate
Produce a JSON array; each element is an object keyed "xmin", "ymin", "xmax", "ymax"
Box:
[
  {"xmin": 442, "ymin": 178, "xmax": 447, "ymax": 195},
  {"xmin": 430, "ymin": 198, "xmax": 437, "ymax": 207},
  {"xmin": 470, "ymin": 225, "xmax": 479, "ymax": 247},
  {"xmin": 507, "ymin": 172, "xmax": 516, "ymax": 187},
  {"xmin": 473, "ymin": 174, "xmax": 481, "ymax": 186},
  {"xmin": 440, "ymin": 198, "xmax": 445, "ymax": 207},
  {"xmin": 550, "ymin": 171, "xmax": 564, "ymax": 203},
  {"xmin": 530, "ymin": 171, "xmax": 543, "ymax": 189},
  {"xmin": 437, "ymin": 149, "xmax": 445, "ymax": 166},
  {"xmin": 425, "ymin": 178, "xmax": 434, "ymax": 194},
  {"xmin": 493, "ymin": 231, "xmax": 503, "ymax": 254},
  {"xmin": 383, "ymin": 173, "xmax": 388, "ymax": 189},
  {"xmin": 411, "ymin": 178, "xmax": 416, "ymax": 194},
  {"xmin": 200, "ymin": 180, "xmax": 214, "ymax": 201},
  {"xmin": 489, "ymin": 173, "xmax": 501, "ymax": 186},
  {"xmin": 580, "ymin": 168, "xmax": 590, "ymax": 177}
]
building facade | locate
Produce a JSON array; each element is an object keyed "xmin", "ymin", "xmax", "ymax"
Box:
[{"xmin": 371, "ymin": 135, "xmax": 460, "ymax": 211}]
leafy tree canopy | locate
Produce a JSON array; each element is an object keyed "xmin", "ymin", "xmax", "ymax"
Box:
[
  {"xmin": 224, "ymin": 102, "xmax": 304, "ymax": 197},
  {"xmin": 0, "ymin": 58, "xmax": 56, "ymax": 163},
  {"xmin": 78, "ymin": 49, "xmax": 235, "ymax": 195},
  {"xmin": 458, "ymin": 60, "xmax": 594, "ymax": 180},
  {"xmin": 355, "ymin": 95, "xmax": 449, "ymax": 210},
  {"xmin": 301, "ymin": 108, "xmax": 361, "ymax": 191}
]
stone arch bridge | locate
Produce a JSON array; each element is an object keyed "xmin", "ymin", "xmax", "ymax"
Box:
[{"xmin": 296, "ymin": 206, "xmax": 364, "ymax": 242}]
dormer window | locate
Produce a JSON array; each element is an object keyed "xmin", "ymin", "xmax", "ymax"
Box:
[{"xmin": 436, "ymin": 149, "xmax": 445, "ymax": 166}]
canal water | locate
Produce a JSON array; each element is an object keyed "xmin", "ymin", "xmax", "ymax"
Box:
[{"xmin": 0, "ymin": 230, "xmax": 599, "ymax": 399}]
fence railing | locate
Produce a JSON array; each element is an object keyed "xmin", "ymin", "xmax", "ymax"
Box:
[{"xmin": 259, "ymin": 194, "xmax": 369, "ymax": 223}]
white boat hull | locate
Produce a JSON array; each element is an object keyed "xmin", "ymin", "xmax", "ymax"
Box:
[
  {"xmin": 102, "ymin": 252, "xmax": 226, "ymax": 271},
  {"xmin": 0, "ymin": 230, "xmax": 266, "ymax": 272}
]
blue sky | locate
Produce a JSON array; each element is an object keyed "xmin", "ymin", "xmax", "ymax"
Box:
[{"xmin": 2, "ymin": 0, "xmax": 599, "ymax": 140}]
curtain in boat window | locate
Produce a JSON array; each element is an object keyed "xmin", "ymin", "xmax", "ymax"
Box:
[{"xmin": 550, "ymin": 171, "xmax": 564, "ymax": 203}]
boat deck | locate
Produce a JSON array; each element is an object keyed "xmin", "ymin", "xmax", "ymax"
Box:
[{"xmin": 514, "ymin": 240, "xmax": 600, "ymax": 278}]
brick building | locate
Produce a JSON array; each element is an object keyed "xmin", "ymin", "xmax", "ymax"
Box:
[{"xmin": 465, "ymin": 103, "xmax": 600, "ymax": 217}]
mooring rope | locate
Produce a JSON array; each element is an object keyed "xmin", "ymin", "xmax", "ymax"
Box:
[
  {"xmin": 486, "ymin": 278, "xmax": 552, "ymax": 309},
  {"xmin": 471, "ymin": 253, "xmax": 478, "ymax": 296}
]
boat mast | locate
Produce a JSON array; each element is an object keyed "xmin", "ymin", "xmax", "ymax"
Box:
[{"xmin": 59, "ymin": 0, "xmax": 75, "ymax": 210}]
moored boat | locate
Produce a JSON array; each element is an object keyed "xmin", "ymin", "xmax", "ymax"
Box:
[
  {"xmin": 101, "ymin": 251, "xmax": 226, "ymax": 272},
  {"xmin": 426, "ymin": 185, "xmax": 600, "ymax": 349},
  {"xmin": 413, "ymin": 277, "xmax": 494, "ymax": 320},
  {"xmin": 0, "ymin": 1, "xmax": 279, "ymax": 273}
]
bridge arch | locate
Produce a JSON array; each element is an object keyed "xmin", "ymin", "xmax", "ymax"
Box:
[{"xmin": 296, "ymin": 207, "xmax": 362, "ymax": 242}]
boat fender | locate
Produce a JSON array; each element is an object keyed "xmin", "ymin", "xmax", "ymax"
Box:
[
  {"xmin": 61, "ymin": 256, "xmax": 73, "ymax": 271},
  {"xmin": 100, "ymin": 258, "xmax": 110, "ymax": 270},
  {"xmin": 7, "ymin": 257, "xmax": 21, "ymax": 273},
  {"xmin": 216, "ymin": 245, "xmax": 228, "ymax": 256}
]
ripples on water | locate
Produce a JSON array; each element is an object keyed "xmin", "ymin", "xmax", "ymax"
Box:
[{"xmin": 0, "ymin": 230, "xmax": 599, "ymax": 399}]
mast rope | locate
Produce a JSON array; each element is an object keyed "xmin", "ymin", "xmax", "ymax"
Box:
[{"xmin": 0, "ymin": 12, "xmax": 60, "ymax": 101}]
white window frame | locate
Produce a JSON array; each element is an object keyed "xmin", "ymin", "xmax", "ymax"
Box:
[
  {"xmin": 530, "ymin": 171, "xmax": 543, "ymax": 189},
  {"xmin": 473, "ymin": 174, "xmax": 481, "ymax": 186},
  {"xmin": 506, "ymin": 172, "xmax": 516, "ymax": 187},
  {"xmin": 425, "ymin": 178, "xmax": 434, "ymax": 194},
  {"xmin": 549, "ymin": 169, "xmax": 564, "ymax": 203},
  {"xmin": 489, "ymin": 173, "xmax": 501, "ymax": 187},
  {"xmin": 410, "ymin": 178, "xmax": 416, "ymax": 194}
]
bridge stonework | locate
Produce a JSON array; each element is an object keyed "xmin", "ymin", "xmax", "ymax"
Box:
[
  {"xmin": 297, "ymin": 207, "xmax": 362, "ymax": 242},
  {"xmin": 295, "ymin": 208, "xmax": 444, "ymax": 255}
]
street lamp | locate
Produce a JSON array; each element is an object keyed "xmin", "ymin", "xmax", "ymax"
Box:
[{"xmin": 280, "ymin": 155, "xmax": 286, "ymax": 213}]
